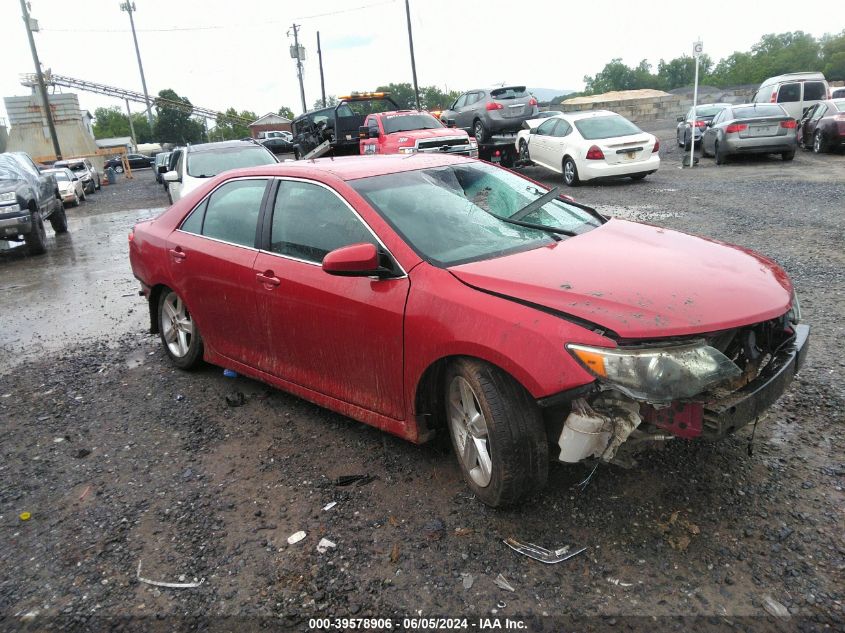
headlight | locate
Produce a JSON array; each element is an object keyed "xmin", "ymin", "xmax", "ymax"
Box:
[
  {"xmin": 469, "ymin": 139, "xmax": 478, "ymax": 148},
  {"xmin": 0, "ymin": 192, "xmax": 17, "ymax": 204},
  {"xmin": 786, "ymin": 290, "xmax": 801, "ymax": 324},
  {"xmin": 567, "ymin": 341, "xmax": 741, "ymax": 402},
  {"xmin": 398, "ymin": 147, "xmax": 416, "ymax": 154}
]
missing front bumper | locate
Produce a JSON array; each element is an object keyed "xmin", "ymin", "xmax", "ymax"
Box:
[{"xmin": 701, "ymin": 324, "xmax": 809, "ymax": 437}]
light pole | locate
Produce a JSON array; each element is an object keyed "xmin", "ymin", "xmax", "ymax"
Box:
[
  {"xmin": 120, "ymin": 2, "xmax": 154, "ymax": 129},
  {"xmin": 404, "ymin": 0, "xmax": 421, "ymax": 110},
  {"xmin": 20, "ymin": 0, "xmax": 61, "ymax": 159}
]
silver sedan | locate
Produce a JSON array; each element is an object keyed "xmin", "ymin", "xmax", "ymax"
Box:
[{"xmin": 701, "ymin": 103, "xmax": 797, "ymax": 164}]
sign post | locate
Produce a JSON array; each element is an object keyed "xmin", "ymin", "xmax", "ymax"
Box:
[{"xmin": 689, "ymin": 39, "xmax": 703, "ymax": 168}]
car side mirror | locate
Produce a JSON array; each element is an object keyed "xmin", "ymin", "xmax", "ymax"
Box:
[
  {"xmin": 446, "ymin": 118, "xmax": 456, "ymax": 128},
  {"xmin": 163, "ymin": 171, "xmax": 180, "ymax": 183},
  {"xmin": 72, "ymin": 176, "xmax": 79, "ymax": 181},
  {"xmin": 157, "ymin": 165, "xmax": 168, "ymax": 174},
  {"xmin": 358, "ymin": 126, "xmax": 369, "ymax": 139},
  {"xmin": 322, "ymin": 243, "xmax": 391, "ymax": 278},
  {"xmin": 529, "ymin": 127, "xmax": 538, "ymax": 134}
]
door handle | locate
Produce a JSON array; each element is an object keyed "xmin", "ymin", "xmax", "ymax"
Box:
[
  {"xmin": 169, "ymin": 248, "xmax": 186, "ymax": 261},
  {"xmin": 256, "ymin": 271, "xmax": 281, "ymax": 287}
]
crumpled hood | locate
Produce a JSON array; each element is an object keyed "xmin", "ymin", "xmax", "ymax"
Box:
[{"xmin": 449, "ymin": 219, "xmax": 793, "ymax": 339}]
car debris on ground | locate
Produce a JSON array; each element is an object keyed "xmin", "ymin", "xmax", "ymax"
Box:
[
  {"xmin": 503, "ymin": 537, "xmax": 587, "ymax": 564},
  {"xmin": 136, "ymin": 561, "xmax": 204, "ymax": 589}
]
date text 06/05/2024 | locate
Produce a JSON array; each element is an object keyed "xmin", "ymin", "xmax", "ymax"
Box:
[{"xmin": 308, "ymin": 617, "xmax": 527, "ymax": 629}]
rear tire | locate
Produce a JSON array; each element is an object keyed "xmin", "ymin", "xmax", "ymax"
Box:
[
  {"xmin": 562, "ymin": 156, "xmax": 580, "ymax": 186},
  {"xmin": 782, "ymin": 150, "xmax": 795, "ymax": 161},
  {"xmin": 630, "ymin": 173, "xmax": 648, "ymax": 181},
  {"xmin": 473, "ymin": 119, "xmax": 490, "ymax": 144},
  {"xmin": 49, "ymin": 205, "xmax": 68, "ymax": 233},
  {"xmin": 157, "ymin": 289, "xmax": 204, "ymax": 370},
  {"xmin": 80, "ymin": 189, "xmax": 86, "ymax": 202},
  {"xmin": 25, "ymin": 213, "xmax": 47, "ymax": 255},
  {"xmin": 444, "ymin": 358, "xmax": 548, "ymax": 507},
  {"xmin": 95, "ymin": 176, "xmax": 101, "ymax": 190}
]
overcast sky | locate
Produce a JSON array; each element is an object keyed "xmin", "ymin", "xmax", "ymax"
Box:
[{"xmin": 0, "ymin": 0, "xmax": 838, "ymax": 127}]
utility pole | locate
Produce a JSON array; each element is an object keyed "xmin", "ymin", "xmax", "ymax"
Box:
[
  {"xmin": 120, "ymin": 2, "xmax": 154, "ymax": 129},
  {"xmin": 317, "ymin": 31, "xmax": 326, "ymax": 108},
  {"xmin": 404, "ymin": 0, "xmax": 421, "ymax": 110},
  {"xmin": 289, "ymin": 24, "xmax": 306, "ymax": 113},
  {"xmin": 125, "ymin": 98, "xmax": 137, "ymax": 149},
  {"xmin": 20, "ymin": 0, "xmax": 61, "ymax": 159}
]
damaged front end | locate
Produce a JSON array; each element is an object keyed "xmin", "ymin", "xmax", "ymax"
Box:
[{"xmin": 548, "ymin": 308, "xmax": 810, "ymax": 465}]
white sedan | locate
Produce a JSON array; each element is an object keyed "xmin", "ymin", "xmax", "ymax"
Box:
[{"xmin": 515, "ymin": 110, "xmax": 660, "ymax": 186}]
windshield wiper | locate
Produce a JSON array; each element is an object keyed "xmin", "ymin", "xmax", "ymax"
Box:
[{"xmin": 510, "ymin": 186, "xmax": 562, "ymax": 221}]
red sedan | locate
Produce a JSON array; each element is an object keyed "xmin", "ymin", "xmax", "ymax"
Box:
[{"xmin": 129, "ymin": 154, "xmax": 809, "ymax": 507}]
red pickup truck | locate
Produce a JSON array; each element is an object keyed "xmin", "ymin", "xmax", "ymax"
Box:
[{"xmin": 359, "ymin": 110, "xmax": 477, "ymax": 157}]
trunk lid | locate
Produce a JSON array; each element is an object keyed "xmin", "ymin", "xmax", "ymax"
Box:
[
  {"xmin": 449, "ymin": 219, "xmax": 792, "ymax": 339},
  {"xmin": 594, "ymin": 133, "xmax": 655, "ymax": 165}
]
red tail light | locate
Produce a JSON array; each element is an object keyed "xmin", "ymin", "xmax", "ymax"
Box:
[
  {"xmin": 652, "ymin": 139, "xmax": 660, "ymax": 153},
  {"xmin": 725, "ymin": 123, "xmax": 748, "ymax": 134},
  {"xmin": 694, "ymin": 120, "xmax": 707, "ymax": 128},
  {"xmin": 586, "ymin": 145, "xmax": 605, "ymax": 160},
  {"xmin": 486, "ymin": 102, "xmax": 504, "ymax": 111},
  {"xmin": 780, "ymin": 119, "xmax": 796, "ymax": 129},
  {"xmin": 494, "ymin": 150, "xmax": 501, "ymax": 157},
  {"xmin": 528, "ymin": 98, "xmax": 538, "ymax": 106}
]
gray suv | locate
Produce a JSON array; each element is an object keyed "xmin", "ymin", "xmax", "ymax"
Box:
[{"xmin": 440, "ymin": 86, "xmax": 539, "ymax": 142}]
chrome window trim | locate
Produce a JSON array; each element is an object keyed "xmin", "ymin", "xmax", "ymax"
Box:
[{"xmin": 259, "ymin": 176, "xmax": 408, "ymax": 279}]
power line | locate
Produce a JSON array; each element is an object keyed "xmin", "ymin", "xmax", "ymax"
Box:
[{"xmin": 40, "ymin": 1, "xmax": 396, "ymax": 34}]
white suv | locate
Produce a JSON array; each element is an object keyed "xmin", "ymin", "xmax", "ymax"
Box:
[{"xmin": 163, "ymin": 140, "xmax": 279, "ymax": 204}]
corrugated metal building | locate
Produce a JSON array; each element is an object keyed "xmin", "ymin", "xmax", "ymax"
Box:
[{"xmin": 4, "ymin": 92, "xmax": 99, "ymax": 166}]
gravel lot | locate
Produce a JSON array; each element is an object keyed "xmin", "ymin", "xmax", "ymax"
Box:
[{"xmin": 1, "ymin": 132, "xmax": 843, "ymax": 632}]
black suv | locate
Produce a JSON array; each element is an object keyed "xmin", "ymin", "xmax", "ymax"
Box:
[{"xmin": 0, "ymin": 152, "xmax": 66, "ymax": 255}]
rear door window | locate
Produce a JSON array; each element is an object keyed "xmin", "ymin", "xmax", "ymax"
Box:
[
  {"xmin": 777, "ymin": 83, "xmax": 800, "ymax": 103},
  {"xmin": 181, "ymin": 179, "xmax": 267, "ymax": 247},
  {"xmin": 552, "ymin": 120, "xmax": 572, "ymax": 137},
  {"xmin": 802, "ymin": 82, "xmax": 826, "ymax": 101}
]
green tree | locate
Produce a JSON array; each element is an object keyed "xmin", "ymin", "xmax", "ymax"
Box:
[
  {"xmin": 92, "ymin": 107, "xmax": 130, "ymax": 139},
  {"xmin": 213, "ymin": 108, "xmax": 257, "ymax": 141},
  {"xmin": 583, "ymin": 58, "xmax": 657, "ymax": 94},
  {"xmin": 656, "ymin": 55, "xmax": 714, "ymax": 90},
  {"xmin": 421, "ymin": 86, "xmax": 460, "ymax": 110},
  {"xmin": 278, "ymin": 105, "xmax": 295, "ymax": 120},
  {"xmin": 92, "ymin": 106, "xmax": 156, "ymax": 143},
  {"xmin": 153, "ymin": 89, "xmax": 204, "ymax": 144},
  {"xmin": 311, "ymin": 96, "xmax": 339, "ymax": 110},
  {"xmin": 821, "ymin": 30, "xmax": 845, "ymax": 80}
]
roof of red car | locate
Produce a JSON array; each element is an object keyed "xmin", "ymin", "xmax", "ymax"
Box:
[{"xmin": 234, "ymin": 154, "xmax": 475, "ymax": 182}]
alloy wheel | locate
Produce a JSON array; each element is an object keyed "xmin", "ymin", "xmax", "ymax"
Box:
[
  {"xmin": 813, "ymin": 132, "xmax": 822, "ymax": 153},
  {"xmin": 448, "ymin": 376, "xmax": 492, "ymax": 487},
  {"xmin": 564, "ymin": 160, "xmax": 575, "ymax": 184},
  {"xmin": 160, "ymin": 292, "xmax": 194, "ymax": 358}
]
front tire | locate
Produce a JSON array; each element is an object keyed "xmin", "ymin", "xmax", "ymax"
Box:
[
  {"xmin": 562, "ymin": 156, "xmax": 580, "ymax": 186},
  {"xmin": 25, "ymin": 213, "xmax": 47, "ymax": 255},
  {"xmin": 715, "ymin": 141, "xmax": 728, "ymax": 165},
  {"xmin": 813, "ymin": 131, "xmax": 825, "ymax": 154},
  {"xmin": 518, "ymin": 139, "xmax": 530, "ymax": 163},
  {"xmin": 114, "ymin": 165, "xmax": 124, "ymax": 174},
  {"xmin": 445, "ymin": 358, "xmax": 548, "ymax": 508},
  {"xmin": 158, "ymin": 289, "xmax": 204, "ymax": 370}
]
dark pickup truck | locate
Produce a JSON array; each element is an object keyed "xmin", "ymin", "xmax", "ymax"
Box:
[
  {"xmin": 291, "ymin": 93, "xmax": 401, "ymax": 159},
  {"xmin": 0, "ymin": 152, "xmax": 66, "ymax": 255}
]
